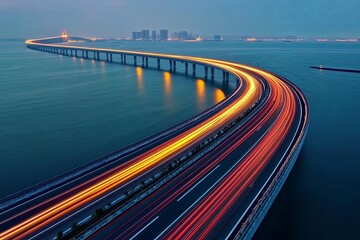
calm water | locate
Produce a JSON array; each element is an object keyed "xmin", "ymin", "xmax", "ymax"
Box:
[{"xmin": 1, "ymin": 39, "xmax": 359, "ymax": 239}]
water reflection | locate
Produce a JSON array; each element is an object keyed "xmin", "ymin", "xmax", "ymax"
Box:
[
  {"xmin": 136, "ymin": 67, "xmax": 143, "ymax": 89},
  {"xmin": 163, "ymin": 71, "xmax": 172, "ymax": 96},
  {"xmin": 100, "ymin": 61, "xmax": 106, "ymax": 75},
  {"xmin": 196, "ymin": 79, "xmax": 205, "ymax": 109},
  {"xmin": 214, "ymin": 89, "xmax": 225, "ymax": 104}
]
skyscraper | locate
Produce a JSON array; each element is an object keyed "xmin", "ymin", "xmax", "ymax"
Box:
[
  {"xmin": 160, "ymin": 30, "xmax": 168, "ymax": 41},
  {"xmin": 132, "ymin": 31, "xmax": 142, "ymax": 40},
  {"xmin": 141, "ymin": 30, "xmax": 150, "ymax": 41}
]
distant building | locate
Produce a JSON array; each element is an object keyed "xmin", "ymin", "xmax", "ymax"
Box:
[
  {"xmin": 132, "ymin": 31, "xmax": 142, "ymax": 40},
  {"xmin": 160, "ymin": 30, "xmax": 168, "ymax": 41},
  {"xmin": 214, "ymin": 35, "xmax": 221, "ymax": 41},
  {"xmin": 141, "ymin": 30, "xmax": 150, "ymax": 40},
  {"xmin": 152, "ymin": 30, "xmax": 157, "ymax": 41},
  {"xmin": 172, "ymin": 31, "xmax": 196, "ymax": 40}
]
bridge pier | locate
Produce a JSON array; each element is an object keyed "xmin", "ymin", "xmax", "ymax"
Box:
[
  {"xmin": 211, "ymin": 67, "xmax": 215, "ymax": 80},
  {"xmin": 204, "ymin": 66, "xmax": 208, "ymax": 79},
  {"xmin": 93, "ymin": 52, "xmax": 96, "ymax": 60},
  {"xmin": 142, "ymin": 57, "xmax": 145, "ymax": 67},
  {"xmin": 124, "ymin": 55, "xmax": 127, "ymax": 64},
  {"xmin": 106, "ymin": 53, "xmax": 109, "ymax": 62},
  {"xmin": 86, "ymin": 51, "xmax": 88, "ymax": 59},
  {"xmin": 145, "ymin": 57, "xmax": 148, "ymax": 68},
  {"xmin": 75, "ymin": 50, "xmax": 78, "ymax": 57},
  {"xmin": 173, "ymin": 61, "xmax": 176, "ymax": 72},
  {"xmin": 185, "ymin": 62, "xmax": 189, "ymax": 75},
  {"xmin": 169, "ymin": 60, "xmax": 172, "ymax": 71},
  {"xmin": 157, "ymin": 58, "xmax": 160, "ymax": 69},
  {"xmin": 134, "ymin": 56, "xmax": 137, "ymax": 66},
  {"xmin": 110, "ymin": 53, "xmax": 113, "ymax": 62},
  {"xmin": 97, "ymin": 52, "xmax": 100, "ymax": 60},
  {"xmin": 192, "ymin": 64, "xmax": 196, "ymax": 77}
]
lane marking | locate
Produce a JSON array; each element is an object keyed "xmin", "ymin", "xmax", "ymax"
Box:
[
  {"xmin": 129, "ymin": 216, "xmax": 159, "ymax": 240},
  {"xmin": 177, "ymin": 165, "xmax": 220, "ymax": 202}
]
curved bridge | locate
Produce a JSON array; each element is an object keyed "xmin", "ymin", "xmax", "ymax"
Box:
[{"xmin": 0, "ymin": 35, "xmax": 309, "ymax": 239}]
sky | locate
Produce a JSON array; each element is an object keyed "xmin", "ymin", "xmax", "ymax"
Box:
[{"xmin": 0, "ymin": 0, "xmax": 359, "ymax": 38}]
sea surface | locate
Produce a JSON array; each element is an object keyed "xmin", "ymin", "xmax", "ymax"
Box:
[{"xmin": 0, "ymin": 39, "xmax": 359, "ymax": 239}]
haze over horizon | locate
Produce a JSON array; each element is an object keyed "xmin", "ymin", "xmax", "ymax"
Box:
[{"xmin": 0, "ymin": 0, "xmax": 359, "ymax": 38}]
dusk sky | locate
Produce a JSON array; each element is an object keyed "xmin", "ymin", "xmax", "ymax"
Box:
[{"xmin": 0, "ymin": 0, "xmax": 359, "ymax": 38}]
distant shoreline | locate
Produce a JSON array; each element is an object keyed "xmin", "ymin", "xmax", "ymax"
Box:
[{"xmin": 0, "ymin": 38, "xmax": 359, "ymax": 43}]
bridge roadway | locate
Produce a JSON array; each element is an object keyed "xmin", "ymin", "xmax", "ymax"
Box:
[{"xmin": 0, "ymin": 35, "xmax": 308, "ymax": 239}]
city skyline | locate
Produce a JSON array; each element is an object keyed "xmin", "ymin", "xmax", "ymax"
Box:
[{"xmin": 0, "ymin": 0, "xmax": 359, "ymax": 38}]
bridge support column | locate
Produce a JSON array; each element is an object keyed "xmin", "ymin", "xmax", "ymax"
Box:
[
  {"xmin": 192, "ymin": 64, "xmax": 196, "ymax": 77},
  {"xmin": 211, "ymin": 68, "xmax": 215, "ymax": 80},
  {"xmin": 145, "ymin": 57, "xmax": 148, "ymax": 68},
  {"xmin": 134, "ymin": 56, "xmax": 137, "ymax": 66},
  {"xmin": 110, "ymin": 53, "xmax": 113, "ymax": 62},
  {"xmin": 157, "ymin": 59, "xmax": 160, "ymax": 69},
  {"xmin": 204, "ymin": 66, "xmax": 208, "ymax": 79},
  {"xmin": 223, "ymin": 71, "xmax": 226, "ymax": 81},
  {"xmin": 124, "ymin": 55, "xmax": 127, "ymax": 64},
  {"xmin": 97, "ymin": 52, "xmax": 100, "ymax": 60},
  {"xmin": 142, "ymin": 57, "xmax": 145, "ymax": 67},
  {"xmin": 75, "ymin": 50, "xmax": 78, "ymax": 57},
  {"xmin": 93, "ymin": 52, "xmax": 96, "ymax": 60},
  {"xmin": 169, "ymin": 60, "xmax": 172, "ymax": 71},
  {"xmin": 173, "ymin": 61, "xmax": 176, "ymax": 72},
  {"xmin": 185, "ymin": 62, "xmax": 189, "ymax": 75},
  {"xmin": 86, "ymin": 51, "xmax": 88, "ymax": 59}
]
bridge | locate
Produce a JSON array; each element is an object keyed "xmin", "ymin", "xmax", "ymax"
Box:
[{"xmin": 0, "ymin": 34, "xmax": 309, "ymax": 239}]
